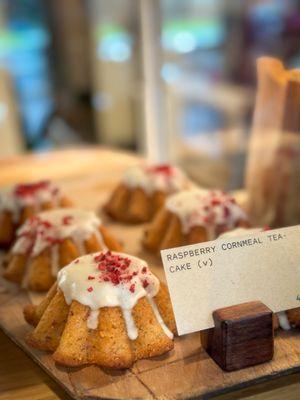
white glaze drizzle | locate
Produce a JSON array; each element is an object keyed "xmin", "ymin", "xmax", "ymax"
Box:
[
  {"xmin": 147, "ymin": 296, "xmax": 174, "ymax": 339},
  {"xmin": 166, "ymin": 189, "xmax": 248, "ymax": 236},
  {"xmin": 0, "ymin": 181, "xmax": 62, "ymax": 223},
  {"xmin": 87, "ymin": 309, "xmax": 100, "ymax": 330},
  {"xmin": 12, "ymin": 208, "xmax": 105, "ymax": 257},
  {"xmin": 11, "ymin": 209, "xmax": 107, "ymax": 288},
  {"xmin": 57, "ymin": 251, "xmax": 170, "ymax": 341},
  {"xmin": 277, "ymin": 311, "xmax": 291, "ymax": 331},
  {"xmin": 121, "ymin": 164, "xmax": 189, "ymax": 195},
  {"xmin": 122, "ymin": 309, "xmax": 138, "ymax": 340}
]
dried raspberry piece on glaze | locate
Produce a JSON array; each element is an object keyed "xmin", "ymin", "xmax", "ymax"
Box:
[
  {"xmin": 13, "ymin": 180, "xmax": 51, "ymax": 198},
  {"xmin": 203, "ymin": 214, "xmax": 214, "ymax": 225},
  {"xmin": 87, "ymin": 286, "xmax": 93, "ymax": 292},
  {"xmin": 62, "ymin": 215, "xmax": 73, "ymax": 225},
  {"xmin": 223, "ymin": 205, "xmax": 231, "ymax": 218},
  {"xmin": 143, "ymin": 279, "xmax": 149, "ymax": 288},
  {"xmin": 45, "ymin": 236, "xmax": 62, "ymax": 245},
  {"xmin": 147, "ymin": 164, "xmax": 174, "ymax": 176},
  {"xmin": 211, "ymin": 198, "xmax": 221, "ymax": 206},
  {"xmin": 41, "ymin": 220, "xmax": 52, "ymax": 229},
  {"xmin": 97, "ymin": 263, "xmax": 106, "ymax": 271},
  {"xmin": 88, "ymin": 275, "xmax": 95, "ymax": 280},
  {"xmin": 129, "ymin": 284, "xmax": 135, "ymax": 293},
  {"xmin": 110, "ymin": 273, "xmax": 120, "ymax": 285}
]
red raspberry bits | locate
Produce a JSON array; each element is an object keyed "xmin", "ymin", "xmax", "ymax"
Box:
[
  {"xmin": 90, "ymin": 251, "xmax": 156, "ymax": 294},
  {"xmin": 41, "ymin": 220, "xmax": 52, "ymax": 229},
  {"xmin": 129, "ymin": 284, "xmax": 135, "ymax": 293},
  {"xmin": 223, "ymin": 206, "xmax": 231, "ymax": 218},
  {"xmin": 88, "ymin": 275, "xmax": 95, "ymax": 280},
  {"xmin": 62, "ymin": 215, "xmax": 73, "ymax": 225},
  {"xmin": 87, "ymin": 286, "xmax": 93, "ymax": 292},
  {"xmin": 148, "ymin": 164, "xmax": 173, "ymax": 176},
  {"xmin": 14, "ymin": 181, "xmax": 51, "ymax": 198},
  {"xmin": 143, "ymin": 279, "xmax": 149, "ymax": 288},
  {"xmin": 45, "ymin": 237, "xmax": 62, "ymax": 245},
  {"xmin": 211, "ymin": 198, "xmax": 221, "ymax": 206}
]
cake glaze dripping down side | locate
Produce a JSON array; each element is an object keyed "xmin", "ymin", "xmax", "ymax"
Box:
[
  {"xmin": 166, "ymin": 189, "xmax": 248, "ymax": 237},
  {"xmin": 121, "ymin": 164, "xmax": 189, "ymax": 195},
  {"xmin": 277, "ymin": 311, "xmax": 291, "ymax": 330},
  {"xmin": 0, "ymin": 181, "xmax": 62, "ymax": 222},
  {"xmin": 58, "ymin": 251, "xmax": 172, "ymax": 340},
  {"xmin": 12, "ymin": 209, "xmax": 107, "ymax": 287}
]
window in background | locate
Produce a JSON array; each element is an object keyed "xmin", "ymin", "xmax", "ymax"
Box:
[
  {"xmin": 161, "ymin": 0, "xmax": 300, "ymax": 189},
  {"xmin": 0, "ymin": 0, "xmax": 53, "ymax": 150},
  {"xmin": 89, "ymin": 0, "xmax": 140, "ymax": 150}
]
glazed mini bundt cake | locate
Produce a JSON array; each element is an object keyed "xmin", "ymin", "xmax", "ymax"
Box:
[
  {"xmin": 24, "ymin": 251, "xmax": 176, "ymax": 369},
  {"xmin": 104, "ymin": 163, "xmax": 189, "ymax": 224},
  {"xmin": 0, "ymin": 180, "xmax": 72, "ymax": 248},
  {"xmin": 143, "ymin": 189, "xmax": 249, "ymax": 253},
  {"xmin": 219, "ymin": 228, "xmax": 300, "ymax": 330},
  {"xmin": 4, "ymin": 208, "xmax": 122, "ymax": 291}
]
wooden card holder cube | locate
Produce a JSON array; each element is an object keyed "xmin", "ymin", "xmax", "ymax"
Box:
[{"xmin": 200, "ymin": 301, "xmax": 274, "ymax": 372}]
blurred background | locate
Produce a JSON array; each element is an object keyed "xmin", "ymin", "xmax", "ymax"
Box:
[{"xmin": 1, "ymin": 0, "xmax": 300, "ymax": 189}]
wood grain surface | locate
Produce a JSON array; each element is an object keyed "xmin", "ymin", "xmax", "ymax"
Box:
[{"xmin": 0, "ymin": 147, "xmax": 299, "ymax": 400}]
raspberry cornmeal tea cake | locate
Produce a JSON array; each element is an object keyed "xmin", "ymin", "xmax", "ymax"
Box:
[
  {"xmin": 0, "ymin": 180, "xmax": 73, "ymax": 248},
  {"xmin": 104, "ymin": 163, "xmax": 190, "ymax": 223},
  {"xmin": 4, "ymin": 209, "xmax": 122, "ymax": 291},
  {"xmin": 143, "ymin": 189, "xmax": 249, "ymax": 253},
  {"xmin": 24, "ymin": 251, "xmax": 176, "ymax": 369}
]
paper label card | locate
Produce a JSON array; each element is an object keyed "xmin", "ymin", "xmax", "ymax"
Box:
[{"xmin": 161, "ymin": 225, "xmax": 300, "ymax": 336}]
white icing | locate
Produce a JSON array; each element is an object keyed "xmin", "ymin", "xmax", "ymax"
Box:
[
  {"xmin": 87, "ymin": 309, "xmax": 100, "ymax": 330},
  {"xmin": 166, "ymin": 189, "xmax": 248, "ymax": 236},
  {"xmin": 121, "ymin": 164, "xmax": 188, "ymax": 195},
  {"xmin": 57, "ymin": 251, "xmax": 170, "ymax": 341},
  {"xmin": 12, "ymin": 208, "xmax": 105, "ymax": 258},
  {"xmin": 11, "ymin": 209, "xmax": 107, "ymax": 288},
  {"xmin": 277, "ymin": 311, "xmax": 291, "ymax": 331},
  {"xmin": 0, "ymin": 181, "xmax": 62, "ymax": 222},
  {"xmin": 122, "ymin": 309, "xmax": 138, "ymax": 340}
]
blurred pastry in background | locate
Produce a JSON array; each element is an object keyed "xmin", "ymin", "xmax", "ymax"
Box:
[
  {"xmin": 3, "ymin": 208, "xmax": 122, "ymax": 291},
  {"xmin": 0, "ymin": 181, "xmax": 73, "ymax": 248},
  {"xmin": 24, "ymin": 251, "xmax": 176, "ymax": 369},
  {"xmin": 103, "ymin": 164, "xmax": 190, "ymax": 224},
  {"xmin": 143, "ymin": 188, "xmax": 249, "ymax": 253}
]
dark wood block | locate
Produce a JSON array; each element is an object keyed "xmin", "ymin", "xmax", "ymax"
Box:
[{"xmin": 201, "ymin": 301, "xmax": 274, "ymax": 372}]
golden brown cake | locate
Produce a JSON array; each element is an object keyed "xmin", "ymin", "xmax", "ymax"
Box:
[
  {"xmin": 24, "ymin": 251, "xmax": 176, "ymax": 369},
  {"xmin": 4, "ymin": 209, "xmax": 122, "ymax": 291},
  {"xmin": 0, "ymin": 180, "xmax": 73, "ymax": 248},
  {"xmin": 143, "ymin": 189, "xmax": 249, "ymax": 253},
  {"xmin": 104, "ymin": 164, "xmax": 190, "ymax": 224}
]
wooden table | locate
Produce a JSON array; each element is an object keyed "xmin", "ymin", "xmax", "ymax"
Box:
[{"xmin": 0, "ymin": 147, "xmax": 299, "ymax": 400}]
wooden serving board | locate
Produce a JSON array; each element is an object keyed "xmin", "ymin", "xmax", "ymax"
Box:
[{"xmin": 0, "ymin": 164, "xmax": 300, "ymax": 400}]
